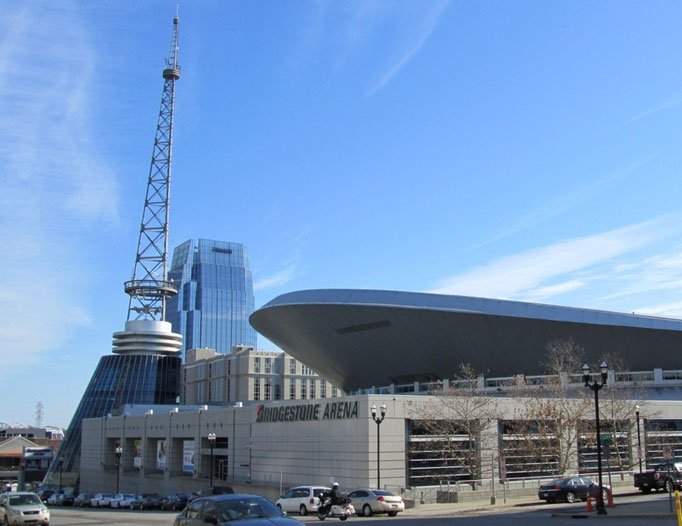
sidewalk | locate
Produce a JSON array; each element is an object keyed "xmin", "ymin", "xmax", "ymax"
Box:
[{"xmin": 399, "ymin": 490, "xmax": 680, "ymax": 520}]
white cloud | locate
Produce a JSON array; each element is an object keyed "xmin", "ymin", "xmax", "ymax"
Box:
[
  {"xmin": 429, "ymin": 217, "xmax": 678, "ymax": 300},
  {"xmin": 365, "ymin": 0, "xmax": 449, "ymax": 97},
  {"xmin": 472, "ymin": 155, "xmax": 654, "ymax": 250},
  {"xmin": 0, "ymin": 2, "xmax": 118, "ymax": 372}
]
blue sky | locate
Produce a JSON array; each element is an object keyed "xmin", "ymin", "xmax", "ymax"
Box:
[{"xmin": 3, "ymin": 1, "xmax": 682, "ymax": 427}]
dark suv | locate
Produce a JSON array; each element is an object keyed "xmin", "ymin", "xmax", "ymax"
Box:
[{"xmin": 189, "ymin": 486, "xmax": 234, "ymax": 503}]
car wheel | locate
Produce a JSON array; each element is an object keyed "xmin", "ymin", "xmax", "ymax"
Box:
[
  {"xmin": 388, "ymin": 512, "xmax": 398, "ymax": 517},
  {"xmin": 362, "ymin": 504, "xmax": 373, "ymax": 517},
  {"xmin": 566, "ymin": 491, "xmax": 577, "ymax": 503},
  {"xmin": 547, "ymin": 498, "xmax": 556, "ymax": 504},
  {"xmin": 299, "ymin": 504, "xmax": 308, "ymax": 516},
  {"xmin": 340, "ymin": 516, "xmax": 348, "ymax": 521}
]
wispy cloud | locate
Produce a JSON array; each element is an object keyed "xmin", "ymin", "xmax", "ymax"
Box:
[
  {"xmin": 620, "ymin": 96, "xmax": 682, "ymax": 128},
  {"xmin": 292, "ymin": 1, "xmax": 449, "ymax": 96},
  {"xmin": 429, "ymin": 216, "xmax": 679, "ymax": 300},
  {"xmin": 253, "ymin": 225, "xmax": 311, "ymax": 292},
  {"xmin": 365, "ymin": 0, "xmax": 449, "ymax": 97},
  {"xmin": 0, "ymin": 2, "xmax": 118, "ymax": 372},
  {"xmin": 472, "ymin": 155, "xmax": 654, "ymax": 250}
]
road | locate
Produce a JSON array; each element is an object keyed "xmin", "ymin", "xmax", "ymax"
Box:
[{"xmin": 47, "ymin": 493, "xmax": 675, "ymax": 525}]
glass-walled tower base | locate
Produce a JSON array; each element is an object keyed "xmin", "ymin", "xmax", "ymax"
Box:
[{"xmin": 42, "ymin": 321, "xmax": 181, "ymax": 493}]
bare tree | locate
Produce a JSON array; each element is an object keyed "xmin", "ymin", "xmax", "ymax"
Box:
[
  {"xmin": 406, "ymin": 364, "xmax": 500, "ymax": 485},
  {"xmin": 506, "ymin": 339, "xmax": 592, "ymax": 476}
]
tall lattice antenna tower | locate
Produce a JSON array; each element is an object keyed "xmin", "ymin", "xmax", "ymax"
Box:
[
  {"xmin": 35, "ymin": 401, "xmax": 44, "ymax": 428},
  {"xmin": 124, "ymin": 16, "xmax": 181, "ymax": 321}
]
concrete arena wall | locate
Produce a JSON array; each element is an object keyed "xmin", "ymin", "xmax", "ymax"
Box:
[{"xmin": 80, "ymin": 394, "xmax": 682, "ymax": 501}]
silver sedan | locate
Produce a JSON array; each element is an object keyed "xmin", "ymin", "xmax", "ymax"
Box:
[{"xmin": 347, "ymin": 489, "xmax": 405, "ymax": 517}]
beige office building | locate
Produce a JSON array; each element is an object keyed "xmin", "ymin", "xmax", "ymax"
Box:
[{"xmin": 181, "ymin": 346, "xmax": 343, "ymax": 405}]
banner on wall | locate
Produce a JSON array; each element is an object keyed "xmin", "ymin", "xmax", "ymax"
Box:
[
  {"xmin": 183, "ymin": 440, "xmax": 195, "ymax": 472},
  {"xmin": 156, "ymin": 439, "xmax": 167, "ymax": 470},
  {"xmin": 134, "ymin": 440, "xmax": 142, "ymax": 468}
]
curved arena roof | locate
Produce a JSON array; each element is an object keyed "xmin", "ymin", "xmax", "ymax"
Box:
[{"xmin": 249, "ymin": 289, "xmax": 682, "ymax": 393}]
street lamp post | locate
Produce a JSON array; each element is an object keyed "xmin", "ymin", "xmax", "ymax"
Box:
[
  {"xmin": 583, "ymin": 362, "xmax": 608, "ymax": 516},
  {"xmin": 58, "ymin": 458, "xmax": 63, "ymax": 494},
  {"xmin": 635, "ymin": 404, "xmax": 642, "ymax": 473},
  {"xmin": 371, "ymin": 403, "xmax": 387, "ymax": 489},
  {"xmin": 115, "ymin": 446, "xmax": 123, "ymax": 494},
  {"xmin": 208, "ymin": 433, "xmax": 216, "ymax": 487}
]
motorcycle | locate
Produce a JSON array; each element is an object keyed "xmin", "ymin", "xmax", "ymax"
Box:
[{"xmin": 317, "ymin": 496, "xmax": 355, "ymax": 521}]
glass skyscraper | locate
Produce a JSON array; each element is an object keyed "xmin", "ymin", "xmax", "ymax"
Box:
[{"xmin": 167, "ymin": 239, "xmax": 257, "ymax": 356}]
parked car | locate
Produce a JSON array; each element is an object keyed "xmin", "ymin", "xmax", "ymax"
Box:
[
  {"xmin": 0, "ymin": 492, "xmax": 50, "ymax": 526},
  {"xmin": 162, "ymin": 492, "xmax": 192, "ymax": 511},
  {"xmin": 173, "ymin": 494, "xmax": 303, "ymax": 526},
  {"xmin": 90, "ymin": 493, "xmax": 114, "ymax": 507},
  {"xmin": 347, "ymin": 488, "xmax": 405, "ymax": 517},
  {"xmin": 74, "ymin": 493, "xmax": 92, "ymax": 507},
  {"xmin": 189, "ymin": 486, "xmax": 234, "ymax": 503},
  {"xmin": 135, "ymin": 493, "xmax": 163, "ymax": 510},
  {"xmin": 634, "ymin": 462, "xmax": 682, "ymax": 493},
  {"xmin": 46, "ymin": 493, "xmax": 63, "ymax": 506},
  {"xmin": 36, "ymin": 489, "xmax": 54, "ymax": 504},
  {"xmin": 110, "ymin": 493, "xmax": 138, "ymax": 508},
  {"xmin": 60, "ymin": 493, "xmax": 75, "ymax": 506},
  {"xmin": 538, "ymin": 477, "xmax": 609, "ymax": 504},
  {"xmin": 275, "ymin": 485, "xmax": 330, "ymax": 516}
]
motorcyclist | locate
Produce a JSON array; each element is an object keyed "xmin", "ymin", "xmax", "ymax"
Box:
[
  {"xmin": 330, "ymin": 482, "xmax": 343, "ymax": 506},
  {"xmin": 320, "ymin": 482, "xmax": 343, "ymax": 513}
]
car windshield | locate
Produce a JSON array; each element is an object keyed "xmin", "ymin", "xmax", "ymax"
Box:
[
  {"xmin": 9, "ymin": 495, "xmax": 41, "ymax": 506},
  {"xmin": 217, "ymin": 497, "xmax": 282, "ymax": 521}
]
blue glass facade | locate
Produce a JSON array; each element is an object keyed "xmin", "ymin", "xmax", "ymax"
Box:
[
  {"xmin": 42, "ymin": 354, "xmax": 180, "ymax": 492},
  {"xmin": 167, "ymin": 239, "xmax": 257, "ymax": 355}
]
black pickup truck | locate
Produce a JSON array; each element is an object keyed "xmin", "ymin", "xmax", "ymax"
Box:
[{"xmin": 634, "ymin": 462, "xmax": 682, "ymax": 493}]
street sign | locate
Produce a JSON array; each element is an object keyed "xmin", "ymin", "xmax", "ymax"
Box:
[
  {"xmin": 663, "ymin": 446, "xmax": 673, "ymax": 459},
  {"xmin": 600, "ymin": 434, "xmax": 612, "ymax": 446}
]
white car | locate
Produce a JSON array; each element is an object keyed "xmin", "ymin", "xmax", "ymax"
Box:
[
  {"xmin": 348, "ymin": 488, "xmax": 405, "ymax": 517},
  {"xmin": 110, "ymin": 493, "xmax": 137, "ymax": 508},
  {"xmin": 90, "ymin": 493, "xmax": 113, "ymax": 507},
  {"xmin": 275, "ymin": 486, "xmax": 330, "ymax": 516},
  {"xmin": 0, "ymin": 492, "xmax": 50, "ymax": 526}
]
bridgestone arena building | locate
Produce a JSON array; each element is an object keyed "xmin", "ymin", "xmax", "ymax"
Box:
[{"xmin": 80, "ymin": 289, "xmax": 682, "ymax": 503}]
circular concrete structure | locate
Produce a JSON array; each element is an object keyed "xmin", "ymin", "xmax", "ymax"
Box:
[{"xmin": 250, "ymin": 289, "xmax": 682, "ymax": 392}]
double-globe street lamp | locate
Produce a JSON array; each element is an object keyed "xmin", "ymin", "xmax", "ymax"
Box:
[
  {"xmin": 371, "ymin": 403, "xmax": 387, "ymax": 489},
  {"xmin": 582, "ymin": 362, "xmax": 608, "ymax": 516},
  {"xmin": 208, "ymin": 433, "xmax": 216, "ymax": 487},
  {"xmin": 115, "ymin": 446, "xmax": 123, "ymax": 494},
  {"xmin": 635, "ymin": 404, "xmax": 643, "ymax": 473}
]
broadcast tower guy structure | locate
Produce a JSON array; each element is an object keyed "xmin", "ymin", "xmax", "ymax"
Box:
[{"xmin": 42, "ymin": 17, "xmax": 183, "ymax": 493}]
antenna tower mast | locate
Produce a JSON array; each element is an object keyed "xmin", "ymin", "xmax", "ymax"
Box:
[{"xmin": 124, "ymin": 16, "xmax": 181, "ymax": 321}]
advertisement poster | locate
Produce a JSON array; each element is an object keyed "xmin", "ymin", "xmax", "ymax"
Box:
[
  {"xmin": 156, "ymin": 439, "xmax": 167, "ymax": 470},
  {"xmin": 134, "ymin": 439, "xmax": 142, "ymax": 468},
  {"xmin": 183, "ymin": 440, "xmax": 195, "ymax": 473}
]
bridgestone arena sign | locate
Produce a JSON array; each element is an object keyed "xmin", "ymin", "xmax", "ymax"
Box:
[{"xmin": 256, "ymin": 401, "xmax": 359, "ymax": 423}]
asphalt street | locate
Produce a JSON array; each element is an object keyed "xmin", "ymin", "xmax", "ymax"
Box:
[{"xmin": 47, "ymin": 492, "xmax": 680, "ymax": 525}]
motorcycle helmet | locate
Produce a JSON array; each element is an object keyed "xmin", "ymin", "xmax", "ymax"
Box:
[{"xmin": 332, "ymin": 482, "xmax": 339, "ymax": 488}]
